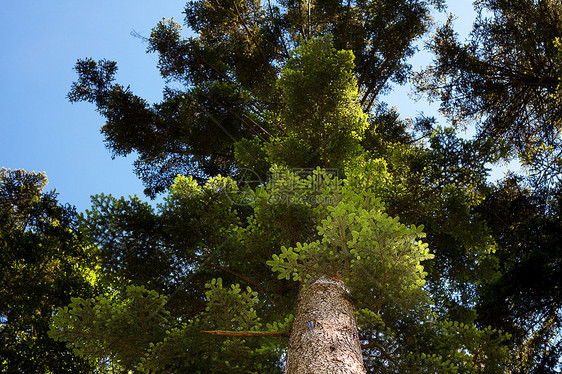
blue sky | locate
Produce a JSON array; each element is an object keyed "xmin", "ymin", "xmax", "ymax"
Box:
[{"xmin": 1, "ymin": 1, "xmax": 479, "ymax": 212}]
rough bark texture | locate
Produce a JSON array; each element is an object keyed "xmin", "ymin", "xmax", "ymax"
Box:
[{"xmin": 285, "ymin": 278, "xmax": 366, "ymax": 374}]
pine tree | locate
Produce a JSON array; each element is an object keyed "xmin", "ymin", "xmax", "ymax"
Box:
[
  {"xmin": 51, "ymin": 1, "xmax": 517, "ymax": 372},
  {"xmin": 0, "ymin": 169, "xmax": 95, "ymax": 373},
  {"xmin": 416, "ymin": 1, "xmax": 562, "ymax": 370}
]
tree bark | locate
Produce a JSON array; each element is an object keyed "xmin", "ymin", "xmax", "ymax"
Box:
[{"xmin": 285, "ymin": 277, "xmax": 366, "ymax": 374}]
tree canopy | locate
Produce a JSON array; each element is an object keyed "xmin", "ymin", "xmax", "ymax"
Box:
[
  {"xmin": 416, "ymin": 1, "xmax": 562, "ymax": 371},
  {"xmin": 0, "ymin": 168, "xmax": 95, "ymax": 373},
  {"xmin": 1, "ymin": 0, "xmax": 556, "ymax": 373},
  {"xmin": 68, "ymin": 0, "xmax": 444, "ymax": 197}
]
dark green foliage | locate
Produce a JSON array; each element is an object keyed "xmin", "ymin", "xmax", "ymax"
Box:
[
  {"xmin": 68, "ymin": 0, "xmax": 443, "ymax": 197},
  {"xmin": 359, "ymin": 124, "xmax": 499, "ymax": 322},
  {"xmin": 60, "ymin": 30, "xmax": 515, "ymax": 371},
  {"xmin": 415, "ymin": 0, "xmax": 562, "ymax": 157},
  {"xmin": 415, "ymin": 1, "xmax": 562, "ymax": 371},
  {"xmin": 476, "ymin": 177, "xmax": 562, "ymax": 373},
  {"xmin": 52, "ymin": 168, "xmax": 512, "ymax": 373},
  {"xmin": 0, "ymin": 168, "xmax": 95, "ymax": 373},
  {"xmin": 58, "ymin": 0, "xmax": 562, "ymax": 372}
]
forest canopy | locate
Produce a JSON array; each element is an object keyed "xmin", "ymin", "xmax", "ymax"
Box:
[{"xmin": 2, "ymin": 0, "xmax": 562, "ymax": 373}]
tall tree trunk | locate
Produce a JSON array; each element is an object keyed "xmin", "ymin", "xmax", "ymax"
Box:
[{"xmin": 285, "ymin": 277, "xmax": 366, "ymax": 374}]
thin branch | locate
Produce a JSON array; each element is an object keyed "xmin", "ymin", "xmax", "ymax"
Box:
[
  {"xmin": 171, "ymin": 243, "xmax": 269, "ymax": 293},
  {"xmin": 225, "ymin": 0, "xmax": 278, "ymax": 78},
  {"xmin": 267, "ymin": 0, "xmax": 290, "ymax": 58},
  {"xmin": 197, "ymin": 57, "xmax": 270, "ymax": 118},
  {"xmin": 201, "ymin": 330, "xmax": 289, "ymax": 337},
  {"xmin": 199, "ymin": 90, "xmax": 272, "ymax": 140},
  {"xmin": 361, "ymin": 339, "xmax": 399, "ymax": 366}
]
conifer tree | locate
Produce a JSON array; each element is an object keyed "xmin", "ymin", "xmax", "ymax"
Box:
[
  {"xmin": 416, "ymin": 1, "xmax": 562, "ymax": 370},
  {"xmin": 52, "ymin": 0, "xmax": 518, "ymax": 372},
  {"xmin": 0, "ymin": 169, "xmax": 95, "ymax": 373}
]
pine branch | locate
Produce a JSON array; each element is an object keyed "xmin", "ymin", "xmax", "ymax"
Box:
[{"xmin": 200, "ymin": 330, "xmax": 290, "ymax": 337}]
